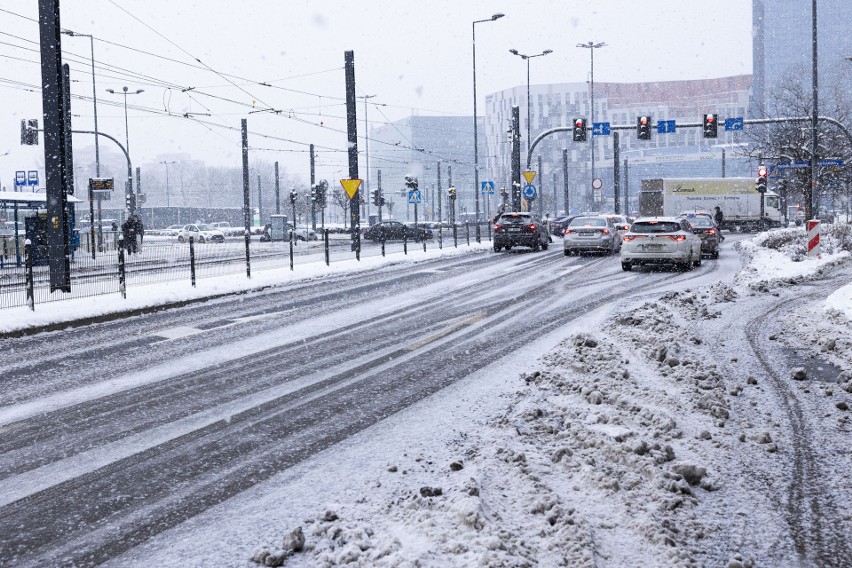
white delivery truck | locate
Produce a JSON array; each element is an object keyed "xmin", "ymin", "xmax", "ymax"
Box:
[{"xmin": 639, "ymin": 177, "xmax": 782, "ymax": 231}]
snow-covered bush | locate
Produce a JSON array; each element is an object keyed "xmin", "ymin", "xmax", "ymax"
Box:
[{"xmin": 754, "ymin": 224, "xmax": 852, "ymax": 259}]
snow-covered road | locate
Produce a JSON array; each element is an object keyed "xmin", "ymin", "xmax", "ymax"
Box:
[{"xmin": 1, "ymin": 230, "xmax": 850, "ymax": 567}]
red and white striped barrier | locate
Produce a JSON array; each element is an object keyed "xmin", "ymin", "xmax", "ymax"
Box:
[{"xmin": 807, "ymin": 219, "xmax": 821, "ymax": 258}]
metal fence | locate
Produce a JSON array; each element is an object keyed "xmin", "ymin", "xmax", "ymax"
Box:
[{"xmin": 1, "ymin": 222, "xmax": 493, "ymax": 311}]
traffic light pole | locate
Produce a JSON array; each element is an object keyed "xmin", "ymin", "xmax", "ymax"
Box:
[{"xmin": 241, "ymin": 119, "xmax": 251, "ymax": 278}]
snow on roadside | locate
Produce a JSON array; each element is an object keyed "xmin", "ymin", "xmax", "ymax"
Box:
[{"xmin": 248, "ymin": 229, "xmax": 852, "ymax": 568}]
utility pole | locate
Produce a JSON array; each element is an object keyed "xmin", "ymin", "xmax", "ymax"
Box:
[
  {"xmin": 310, "ymin": 144, "xmax": 316, "ymax": 230},
  {"xmin": 344, "ymin": 51, "xmax": 360, "ymax": 259},
  {"xmin": 563, "ymin": 148, "xmax": 569, "ymax": 215},
  {"xmin": 808, "ymin": 0, "xmax": 819, "ymax": 221},
  {"xmin": 437, "ymin": 161, "xmax": 442, "ymax": 225},
  {"xmin": 613, "ymin": 131, "xmax": 620, "ymax": 214},
  {"xmin": 511, "ymin": 106, "xmax": 521, "ymax": 211},
  {"xmin": 377, "ymin": 169, "xmax": 383, "ymax": 223},
  {"xmin": 241, "ymin": 119, "xmax": 251, "ymax": 277},
  {"xmin": 274, "ymin": 161, "xmax": 280, "ymax": 214},
  {"xmin": 257, "ymin": 174, "xmax": 262, "ymax": 226}
]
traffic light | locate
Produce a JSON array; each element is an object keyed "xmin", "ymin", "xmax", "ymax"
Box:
[
  {"xmin": 20, "ymin": 119, "xmax": 39, "ymax": 145},
  {"xmin": 317, "ymin": 179, "xmax": 328, "ymax": 208},
  {"xmin": 310, "ymin": 184, "xmax": 319, "ymax": 203},
  {"xmin": 756, "ymin": 165, "xmax": 768, "ymax": 193},
  {"xmin": 703, "ymin": 114, "xmax": 718, "ymax": 138},
  {"xmin": 637, "ymin": 115, "xmax": 652, "ymax": 140},
  {"xmin": 125, "ymin": 192, "xmax": 136, "ymax": 211},
  {"xmin": 289, "ymin": 189, "xmax": 298, "ymax": 205},
  {"xmin": 370, "ymin": 189, "xmax": 380, "ymax": 206},
  {"xmin": 572, "ymin": 118, "xmax": 587, "ymax": 142},
  {"xmin": 448, "ymin": 186, "xmax": 457, "ymax": 201}
]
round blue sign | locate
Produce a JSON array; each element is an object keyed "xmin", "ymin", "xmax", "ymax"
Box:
[{"xmin": 522, "ymin": 184, "xmax": 537, "ymax": 200}]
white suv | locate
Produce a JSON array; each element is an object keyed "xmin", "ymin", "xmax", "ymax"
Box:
[
  {"xmin": 176, "ymin": 224, "xmax": 225, "ymax": 243},
  {"xmin": 620, "ymin": 217, "xmax": 702, "ymax": 271}
]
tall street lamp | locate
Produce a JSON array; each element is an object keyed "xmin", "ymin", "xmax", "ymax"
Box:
[
  {"xmin": 508, "ymin": 48, "xmax": 553, "ymax": 152},
  {"xmin": 472, "ymin": 12, "xmax": 504, "ymax": 241},
  {"xmin": 61, "ymin": 30, "xmax": 100, "ymax": 176},
  {"xmin": 577, "ymin": 41, "xmax": 606, "ymax": 200},
  {"xmin": 160, "ymin": 160, "xmax": 176, "ymax": 208},
  {"xmin": 106, "ymin": 86, "xmax": 144, "ymax": 159},
  {"xmin": 106, "ymin": 86, "xmax": 144, "ymax": 214},
  {"xmin": 357, "ymin": 94, "xmax": 376, "ymax": 222}
]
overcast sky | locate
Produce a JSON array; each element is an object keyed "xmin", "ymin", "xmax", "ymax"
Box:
[{"xmin": 0, "ymin": 0, "xmax": 752, "ymax": 187}]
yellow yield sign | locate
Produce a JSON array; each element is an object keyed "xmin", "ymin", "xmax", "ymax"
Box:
[
  {"xmin": 340, "ymin": 178, "xmax": 362, "ymax": 199},
  {"xmin": 522, "ymin": 170, "xmax": 536, "ymax": 184}
]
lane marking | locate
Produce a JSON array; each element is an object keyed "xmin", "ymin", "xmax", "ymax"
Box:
[{"xmin": 405, "ymin": 311, "xmax": 486, "ymax": 352}]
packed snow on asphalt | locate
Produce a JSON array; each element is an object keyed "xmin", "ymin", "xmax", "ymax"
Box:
[{"xmin": 16, "ymin": 227, "xmax": 852, "ymax": 567}]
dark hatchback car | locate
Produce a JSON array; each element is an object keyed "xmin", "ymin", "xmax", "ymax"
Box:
[
  {"xmin": 364, "ymin": 221, "xmax": 432, "ymax": 242},
  {"xmin": 549, "ymin": 215, "xmax": 574, "ymax": 236},
  {"xmin": 493, "ymin": 212, "xmax": 550, "ymax": 252},
  {"xmin": 682, "ymin": 215, "xmax": 721, "ymax": 258}
]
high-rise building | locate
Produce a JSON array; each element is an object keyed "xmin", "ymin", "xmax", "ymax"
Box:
[{"xmin": 752, "ymin": 0, "xmax": 852, "ymax": 117}]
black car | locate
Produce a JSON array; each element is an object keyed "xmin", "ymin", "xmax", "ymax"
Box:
[
  {"xmin": 549, "ymin": 215, "xmax": 574, "ymax": 236},
  {"xmin": 364, "ymin": 221, "xmax": 432, "ymax": 242},
  {"xmin": 493, "ymin": 212, "xmax": 550, "ymax": 252}
]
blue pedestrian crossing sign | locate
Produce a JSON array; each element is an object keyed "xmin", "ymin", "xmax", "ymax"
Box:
[
  {"xmin": 481, "ymin": 180, "xmax": 495, "ymax": 194},
  {"xmin": 522, "ymin": 184, "xmax": 537, "ymax": 200},
  {"xmin": 408, "ymin": 189, "xmax": 422, "ymax": 204}
]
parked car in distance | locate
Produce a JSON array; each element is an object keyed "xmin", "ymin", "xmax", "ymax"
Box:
[
  {"xmin": 364, "ymin": 221, "xmax": 431, "ymax": 242},
  {"xmin": 680, "ymin": 214, "xmax": 721, "ymax": 259},
  {"xmin": 604, "ymin": 214, "xmax": 631, "ymax": 232},
  {"xmin": 563, "ymin": 215, "xmax": 621, "ymax": 256},
  {"xmin": 620, "ymin": 217, "xmax": 702, "ymax": 271},
  {"xmin": 176, "ymin": 223, "xmax": 225, "ymax": 243},
  {"xmin": 492, "ymin": 211, "xmax": 550, "ymax": 252},
  {"xmin": 209, "ymin": 221, "xmax": 242, "ymax": 236}
]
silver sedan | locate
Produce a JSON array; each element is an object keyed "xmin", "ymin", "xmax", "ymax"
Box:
[{"xmin": 563, "ymin": 215, "xmax": 621, "ymax": 256}]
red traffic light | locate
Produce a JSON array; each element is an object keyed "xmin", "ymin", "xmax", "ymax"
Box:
[
  {"xmin": 705, "ymin": 115, "xmax": 715, "ymax": 123},
  {"xmin": 757, "ymin": 165, "xmax": 768, "ymax": 178},
  {"xmin": 575, "ymin": 119, "xmax": 584, "ymax": 127},
  {"xmin": 640, "ymin": 116, "xmax": 648, "ymax": 125}
]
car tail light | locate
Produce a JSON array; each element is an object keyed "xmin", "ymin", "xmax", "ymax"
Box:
[
  {"xmin": 564, "ymin": 228, "xmax": 573, "ymax": 235},
  {"xmin": 704, "ymin": 229, "xmax": 716, "ymax": 235},
  {"xmin": 623, "ymin": 234, "xmax": 640, "ymax": 242},
  {"xmin": 494, "ymin": 224, "xmax": 504, "ymax": 232},
  {"xmin": 601, "ymin": 228, "xmax": 610, "ymax": 235},
  {"xmin": 527, "ymin": 224, "xmax": 536, "ymax": 231},
  {"xmin": 664, "ymin": 234, "xmax": 687, "ymax": 242}
]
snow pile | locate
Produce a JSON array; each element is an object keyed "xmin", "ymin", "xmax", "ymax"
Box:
[
  {"xmin": 735, "ymin": 225, "xmax": 851, "ymax": 291},
  {"xmin": 250, "ymin": 283, "xmax": 764, "ymax": 567}
]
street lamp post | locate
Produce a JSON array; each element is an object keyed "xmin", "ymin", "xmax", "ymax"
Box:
[
  {"xmin": 160, "ymin": 160, "xmax": 176, "ymax": 209},
  {"xmin": 61, "ymin": 30, "xmax": 100, "ymax": 176},
  {"xmin": 577, "ymin": 41, "xmax": 606, "ymax": 206},
  {"xmin": 106, "ymin": 86, "xmax": 144, "ymax": 215},
  {"xmin": 472, "ymin": 12, "xmax": 504, "ymax": 242},
  {"xmin": 508, "ymin": 48, "xmax": 553, "ymax": 152},
  {"xmin": 357, "ymin": 94, "xmax": 376, "ymax": 223}
]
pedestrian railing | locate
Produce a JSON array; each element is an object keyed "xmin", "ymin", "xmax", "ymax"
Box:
[{"xmin": 0, "ymin": 222, "xmax": 493, "ymax": 311}]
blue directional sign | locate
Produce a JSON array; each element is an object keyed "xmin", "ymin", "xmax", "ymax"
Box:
[
  {"xmin": 522, "ymin": 184, "xmax": 537, "ymax": 200},
  {"xmin": 481, "ymin": 180, "xmax": 495, "ymax": 194},
  {"xmin": 15, "ymin": 171, "xmax": 26, "ymax": 186},
  {"xmin": 407, "ymin": 189, "xmax": 421, "ymax": 204},
  {"xmin": 724, "ymin": 117, "xmax": 744, "ymax": 131},
  {"xmin": 27, "ymin": 170, "xmax": 39, "ymax": 186},
  {"xmin": 657, "ymin": 120, "xmax": 676, "ymax": 134},
  {"xmin": 819, "ymin": 159, "xmax": 843, "ymax": 167},
  {"xmin": 592, "ymin": 122, "xmax": 611, "ymax": 136},
  {"xmin": 777, "ymin": 161, "xmax": 810, "ymax": 170}
]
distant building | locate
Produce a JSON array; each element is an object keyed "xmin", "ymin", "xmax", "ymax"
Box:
[
  {"xmin": 484, "ymin": 75, "xmax": 754, "ymax": 214},
  {"xmin": 369, "ymin": 115, "xmax": 481, "ymax": 221}
]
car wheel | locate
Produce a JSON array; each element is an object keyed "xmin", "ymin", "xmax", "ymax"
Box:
[
  {"xmin": 505, "ymin": 245, "xmax": 512, "ymax": 251},
  {"xmin": 541, "ymin": 239, "xmax": 549, "ymax": 251},
  {"xmin": 693, "ymin": 255, "xmax": 702, "ymax": 267},
  {"xmin": 178, "ymin": 236, "xmax": 185, "ymax": 243},
  {"xmin": 532, "ymin": 240, "xmax": 541, "ymax": 252},
  {"xmin": 712, "ymin": 250, "xmax": 719, "ymax": 259},
  {"xmin": 493, "ymin": 243, "xmax": 501, "ymax": 252},
  {"xmin": 199, "ymin": 236, "xmax": 206, "ymax": 243},
  {"xmin": 621, "ymin": 261, "xmax": 632, "ymax": 271},
  {"xmin": 564, "ymin": 249, "xmax": 571, "ymax": 256}
]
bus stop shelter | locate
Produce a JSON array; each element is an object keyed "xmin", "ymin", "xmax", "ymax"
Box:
[{"xmin": 0, "ymin": 190, "xmax": 82, "ymax": 267}]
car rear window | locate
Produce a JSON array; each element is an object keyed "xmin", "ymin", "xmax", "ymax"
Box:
[
  {"xmin": 499, "ymin": 215, "xmax": 532, "ymax": 225},
  {"xmin": 687, "ymin": 217, "xmax": 714, "ymax": 228},
  {"xmin": 631, "ymin": 221, "xmax": 681, "ymax": 233},
  {"xmin": 569, "ymin": 217, "xmax": 607, "ymax": 227}
]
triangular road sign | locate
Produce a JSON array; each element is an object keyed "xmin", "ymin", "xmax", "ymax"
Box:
[
  {"xmin": 340, "ymin": 178, "xmax": 362, "ymax": 199},
  {"xmin": 522, "ymin": 170, "xmax": 536, "ymax": 184}
]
